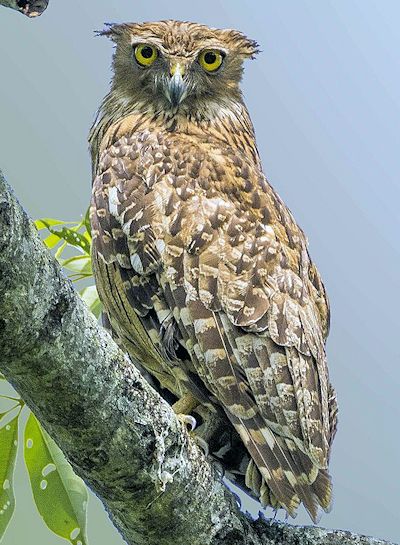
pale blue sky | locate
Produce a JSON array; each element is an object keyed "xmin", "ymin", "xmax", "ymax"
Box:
[{"xmin": 0, "ymin": 1, "xmax": 399, "ymax": 543}]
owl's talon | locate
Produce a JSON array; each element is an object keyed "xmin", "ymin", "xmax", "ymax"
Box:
[
  {"xmin": 177, "ymin": 413, "xmax": 197, "ymax": 431},
  {"xmin": 192, "ymin": 435, "xmax": 209, "ymax": 456}
]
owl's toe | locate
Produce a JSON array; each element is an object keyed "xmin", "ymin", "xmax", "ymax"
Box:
[{"xmin": 177, "ymin": 413, "xmax": 197, "ymax": 431}]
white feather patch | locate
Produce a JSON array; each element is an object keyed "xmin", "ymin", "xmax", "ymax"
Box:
[
  {"xmin": 155, "ymin": 239, "xmax": 165, "ymax": 255},
  {"xmin": 108, "ymin": 186, "xmax": 119, "ymax": 218},
  {"xmin": 130, "ymin": 253, "xmax": 143, "ymax": 274}
]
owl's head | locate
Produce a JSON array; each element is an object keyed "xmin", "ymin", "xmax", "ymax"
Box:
[{"xmin": 101, "ymin": 20, "xmax": 259, "ymax": 112}]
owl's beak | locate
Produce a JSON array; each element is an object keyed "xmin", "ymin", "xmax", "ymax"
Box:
[{"xmin": 166, "ymin": 63, "xmax": 187, "ymax": 106}]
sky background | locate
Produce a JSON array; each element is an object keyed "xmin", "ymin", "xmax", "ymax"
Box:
[{"xmin": 0, "ymin": 1, "xmax": 399, "ymax": 544}]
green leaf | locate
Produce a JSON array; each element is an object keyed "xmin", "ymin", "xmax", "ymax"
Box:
[
  {"xmin": 0, "ymin": 396, "xmax": 19, "ymax": 402},
  {"xmin": 68, "ymin": 275, "xmax": 94, "ymax": 283},
  {"xmin": 55, "ymin": 241, "xmax": 68, "ymax": 260},
  {"xmin": 0, "ymin": 372, "xmax": 5, "ymax": 381},
  {"xmin": 34, "ymin": 218, "xmax": 72, "ymax": 231},
  {"xmin": 62, "ymin": 256, "xmax": 92, "ymax": 276},
  {"xmin": 0, "ymin": 413, "xmax": 19, "ymax": 540},
  {"xmin": 48, "ymin": 227, "xmax": 91, "ymax": 255},
  {"xmin": 43, "ymin": 233, "xmax": 62, "ymax": 249},
  {"xmin": 24, "ymin": 414, "xmax": 88, "ymax": 545},
  {"xmin": 83, "ymin": 208, "xmax": 92, "ymax": 238},
  {"xmin": 80, "ymin": 286, "xmax": 102, "ymax": 318}
]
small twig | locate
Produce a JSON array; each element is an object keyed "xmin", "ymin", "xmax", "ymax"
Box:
[{"xmin": 0, "ymin": 0, "xmax": 49, "ymax": 18}]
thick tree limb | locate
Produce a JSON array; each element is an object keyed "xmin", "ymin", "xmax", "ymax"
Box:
[
  {"xmin": 0, "ymin": 0, "xmax": 48, "ymax": 17},
  {"xmin": 0, "ymin": 171, "xmax": 395, "ymax": 545}
]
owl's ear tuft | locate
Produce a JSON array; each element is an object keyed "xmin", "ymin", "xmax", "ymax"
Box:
[
  {"xmin": 220, "ymin": 29, "xmax": 260, "ymax": 59},
  {"xmin": 96, "ymin": 23, "xmax": 130, "ymax": 42},
  {"xmin": 245, "ymin": 39, "xmax": 261, "ymax": 59}
]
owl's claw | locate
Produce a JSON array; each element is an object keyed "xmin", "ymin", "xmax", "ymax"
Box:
[
  {"xmin": 177, "ymin": 413, "xmax": 197, "ymax": 431},
  {"xmin": 176, "ymin": 414, "xmax": 210, "ymax": 455},
  {"xmin": 192, "ymin": 435, "xmax": 209, "ymax": 456}
]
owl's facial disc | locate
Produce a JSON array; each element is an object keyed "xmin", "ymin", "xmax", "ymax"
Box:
[{"xmin": 131, "ymin": 41, "xmax": 231, "ymax": 109}]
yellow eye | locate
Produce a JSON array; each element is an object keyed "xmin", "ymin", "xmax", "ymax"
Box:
[
  {"xmin": 199, "ymin": 49, "xmax": 224, "ymax": 72},
  {"xmin": 134, "ymin": 43, "xmax": 158, "ymax": 67}
]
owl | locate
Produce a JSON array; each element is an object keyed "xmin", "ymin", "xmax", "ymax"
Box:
[{"xmin": 89, "ymin": 20, "xmax": 338, "ymax": 522}]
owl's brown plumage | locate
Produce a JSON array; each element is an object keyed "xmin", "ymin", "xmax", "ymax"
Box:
[{"xmin": 89, "ymin": 20, "xmax": 338, "ymax": 522}]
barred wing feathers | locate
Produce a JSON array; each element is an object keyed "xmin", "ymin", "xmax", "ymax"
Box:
[{"xmin": 91, "ymin": 130, "xmax": 337, "ymax": 520}]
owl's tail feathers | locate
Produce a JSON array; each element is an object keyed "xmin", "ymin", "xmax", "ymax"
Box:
[
  {"xmin": 231, "ymin": 413, "xmax": 333, "ymax": 522},
  {"xmin": 245, "ymin": 458, "xmax": 332, "ymax": 523},
  {"xmin": 281, "ymin": 435, "xmax": 333, "ymax": 520},
  {"xmin": 311, "ymin": 468, "xmax": 333, "ymax": 513},
  {"xmin": 230, "ymin": 413, "xmax": 301, "ymax": 517}
]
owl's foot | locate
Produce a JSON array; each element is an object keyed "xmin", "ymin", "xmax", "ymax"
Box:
[
  {"xmin": 173, "ymin": 394, "xmax": 199, "ymax": 431},
  {"xmin": 176, "ymin": 415, "xmax": 210, "ymax": 455},
  {"xmin": 172, "ymin": 394, "xmax": 209, "ymax": 454},
  {"xmin": 172, "ymin": 393, "xmax": 199, "ymax": 416},
  {"xmin": 177, "ymin": 413, "xmax": 197, "ymax": 431},
  {"xmin": 192, "ymin": 435, "xmax": 209, "ymax": 456},
  {"xmin": 176, "ymin": 414, "xmax": 209, "ymax": 454}
]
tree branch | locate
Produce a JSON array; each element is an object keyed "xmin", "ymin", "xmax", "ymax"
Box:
[
  {"xmin": 0, "ymin": 171, "xmax": 394, "ymax": 545},
  {"xmin": 0, "ymin": 0, "xmax": 48, "ymax": 17}
]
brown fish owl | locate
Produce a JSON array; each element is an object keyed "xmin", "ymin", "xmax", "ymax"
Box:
[{"xmin": 89, "ymin": 20, "xmax": 338, "ymax": 522}]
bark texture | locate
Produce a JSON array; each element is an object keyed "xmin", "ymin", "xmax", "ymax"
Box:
[
  {"xmin": 0, "ymin": 0, "xmax": 48, "ymax": 17},
  {"xmin": 0, "ymin": 172, "xmax": 395, "ymax": 545}
]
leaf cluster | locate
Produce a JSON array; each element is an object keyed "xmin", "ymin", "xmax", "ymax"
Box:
[{"xmin": 34, "ymin": 210, "xmax": 101, "ymax": 318}]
